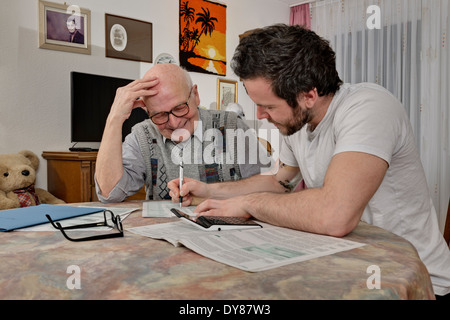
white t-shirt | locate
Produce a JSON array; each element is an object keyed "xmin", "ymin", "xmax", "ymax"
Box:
[{"xmin": 280, "ymin": 83, "xmax": 450, "ymax": 295}]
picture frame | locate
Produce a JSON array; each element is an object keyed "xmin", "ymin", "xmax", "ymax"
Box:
[
  {"xmin": 38, "ymin": 0, "xmax": 91, "ymax": 55},
  {"xmin": 179, "ymin": 0, "xmax": 227, "ymax": 76},
  {"xmin": 105, "ymin": 14, "xmax": 153, "ymax": 63},
  {"xmin": 217, "ymin": 78, "xmax": 238, "ymax": 110}
]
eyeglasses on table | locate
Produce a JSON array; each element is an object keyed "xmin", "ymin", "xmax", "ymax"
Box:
[{"xmin": 46, "ymin": 210, "xmax": 124, "ymax": 242}]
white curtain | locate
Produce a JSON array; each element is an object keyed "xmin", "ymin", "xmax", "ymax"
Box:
[
  {"xmin": 421, "ymin": 0, "xmax": 450, "ymax": 231},
  {"xmin": 310, "ymin": 0, "xmax": 450, "ymax": 231}
]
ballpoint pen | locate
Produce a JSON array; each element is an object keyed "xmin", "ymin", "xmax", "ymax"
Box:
[{"xmin": 179, "ymin": 161, "xmax": 184, "ymax": 208}]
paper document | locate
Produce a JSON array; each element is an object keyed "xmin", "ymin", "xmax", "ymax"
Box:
[
  {"xmin": 18, "ymin": 207, "xmax": 137, "ymax": 232},
  {"xmin": 127, "ymin": 221, "xmax": 365, "ymax": 272},
  {"xmin": 142, "ymin": 201, "xmax": 196, "ymax": 218}
]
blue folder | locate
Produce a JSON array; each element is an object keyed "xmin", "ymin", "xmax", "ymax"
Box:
[{"xmin": 0, "ymin": 204, "xmax": 104, "ymax": 231}]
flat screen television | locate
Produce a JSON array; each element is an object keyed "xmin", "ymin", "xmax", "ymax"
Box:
[{"xmin": 70, "ymin": 71, "xmax": 149, "ymax": 143}]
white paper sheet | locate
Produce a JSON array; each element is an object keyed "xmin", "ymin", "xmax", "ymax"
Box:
[
  {"xmin": 127, "ymin": 221, "xmax": 365, "ymax": 272},
  {"xmin": 142, "ymin": 201, "xmax": 196, "ymax": 218}
]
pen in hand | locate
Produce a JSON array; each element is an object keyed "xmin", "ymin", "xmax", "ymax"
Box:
[{"xmin": 179, "ymin": 161, "xmax": 184, "ymax": 208}]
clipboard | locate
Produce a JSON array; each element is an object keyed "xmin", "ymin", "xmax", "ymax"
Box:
[{"xmin": 0, "ymin": 204, "xmax": 104, "ymax": 231}]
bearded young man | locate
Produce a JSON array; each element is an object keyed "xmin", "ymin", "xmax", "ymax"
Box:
[{"xmin": 168, "ymin": 24, "xmax": 450, "ymax": 299}]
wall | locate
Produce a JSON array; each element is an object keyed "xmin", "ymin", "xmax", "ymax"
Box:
[{"xmin": 0, "ymin": 0, "xmax": 288, "ymax": 190}]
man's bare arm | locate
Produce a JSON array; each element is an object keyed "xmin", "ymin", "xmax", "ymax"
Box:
[
  {"xmin": 168, "ymin": 160, "xmax": 301, "ymax": 205},
  {"xmin": 244, "ymin": 152, "xmax": 389, "ymax": 236},
  {"xmin": 195, "ymin": 152, "xmax": 388, "ymax": 238}
]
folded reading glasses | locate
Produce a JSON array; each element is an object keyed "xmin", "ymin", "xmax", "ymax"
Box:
[{"xmin": 46, "ymin": 210, "xmax": 123, "ymax": 242}]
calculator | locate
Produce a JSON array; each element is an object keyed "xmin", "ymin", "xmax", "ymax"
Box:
[{"xmin": 170, "ymin": 208, "xmax": 262, "ymax": 231}]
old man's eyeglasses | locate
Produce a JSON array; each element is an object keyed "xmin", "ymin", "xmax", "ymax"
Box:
[
  {"xmin": 149, "ymin": 87, "xmax": 193, "ymax": 125},
  {"xmin": 46, "ymin": 210, "xmax": 123, "ymax": 242}
]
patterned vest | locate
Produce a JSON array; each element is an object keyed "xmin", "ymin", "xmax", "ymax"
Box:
[{"xmin": 133, "ymin": 108, "xmax": 242, "ymax": 200}]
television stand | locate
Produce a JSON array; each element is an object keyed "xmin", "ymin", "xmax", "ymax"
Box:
[{"xmin": 69, "ymin": 147, "xmax": 99, "ymax": 152}]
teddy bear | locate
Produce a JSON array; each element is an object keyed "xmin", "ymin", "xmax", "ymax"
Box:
[{"xmin": 0, "ymin": 150, "xmax": 65, "ymax": 210}]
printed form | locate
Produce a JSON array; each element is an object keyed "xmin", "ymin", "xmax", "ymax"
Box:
[{"xmin": 127, "ymin": 219, "xmax": 365, "ymax": 272}]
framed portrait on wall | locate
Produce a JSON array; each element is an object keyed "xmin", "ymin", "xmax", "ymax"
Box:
[
  {"xmin": 105, "ymin": 14, "xmax": 153, "ymax": 63},
  {"xmin": 217, "ymin": 78, "xmax": 238, "ymax": 110},
  {"xmin": 38, "ymin": 0, "xmax": 91, "ymax": 55}
]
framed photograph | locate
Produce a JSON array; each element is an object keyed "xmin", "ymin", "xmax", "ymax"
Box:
[
  {"xmin": 38, "ymin": 0, "xmax": 91, "ymax": 55},
  {"xmin": 217, "ymin": 79, "xmax": 238, "ymax": 110},
  {"xmin": 105, "ymin": 14, "xmax": 153, "ymax": 63}
]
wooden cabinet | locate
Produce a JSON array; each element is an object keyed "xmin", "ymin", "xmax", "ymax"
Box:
[
  {"xmin": 42, "ymin": 151, "xmax": 99, "ymax": 203},
  {"xmin": 42, "ymin": 151, "xmax": 146, "ymax": 203}
]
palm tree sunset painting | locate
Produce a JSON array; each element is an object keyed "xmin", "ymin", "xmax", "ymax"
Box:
[{"xmin": 179, "ymin": 0, "xmax": 227, "ymax": 75}]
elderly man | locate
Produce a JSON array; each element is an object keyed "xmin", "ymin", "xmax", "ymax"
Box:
[{"xmin": 95, "ymin": 63, "xmax": 269, "ymax": 202}]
